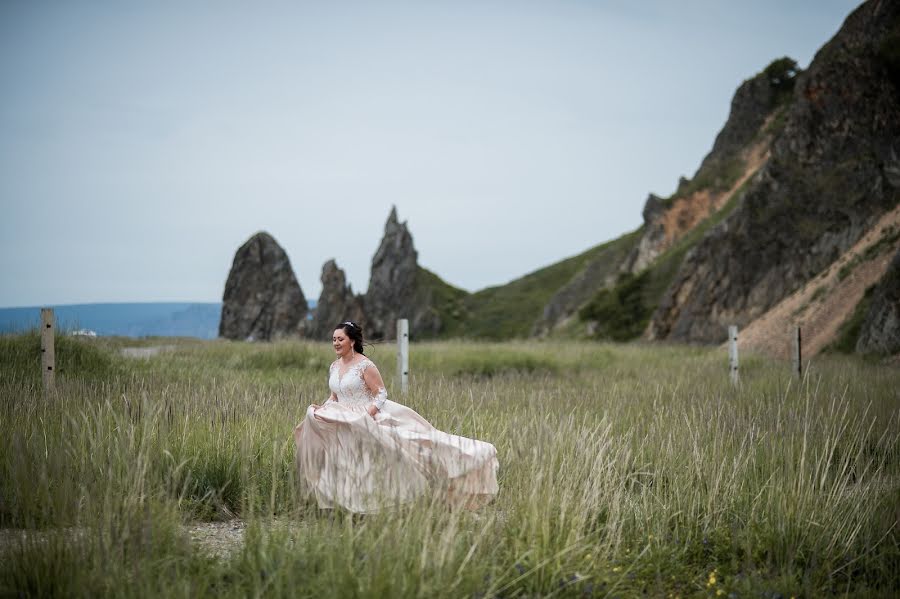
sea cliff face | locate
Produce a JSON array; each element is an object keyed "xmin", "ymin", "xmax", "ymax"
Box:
[{"xmin": 648, "ymin": 0, "xmax": 900, "ymax": 343}]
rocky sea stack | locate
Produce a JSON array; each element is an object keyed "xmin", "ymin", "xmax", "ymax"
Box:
[
  {"xmin": 219, "ymin": 231, "xmax": 308, "ymax": 341},
  {"xmin": 308, "ymin": 259, "xmax": 366, "ymax": 340},
  {"xmin": 364, "ymin": 207, "xmax": 466, "ymax": 340}
]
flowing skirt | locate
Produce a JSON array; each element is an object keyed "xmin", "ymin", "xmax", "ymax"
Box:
[{"xmin": 294, "ymin": 399, "xmax": 499, "ymax": 513}]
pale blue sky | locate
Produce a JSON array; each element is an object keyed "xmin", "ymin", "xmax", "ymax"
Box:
[{"xmin": 0, "ymin": 1, "xmax": 862, "ymax": 307}]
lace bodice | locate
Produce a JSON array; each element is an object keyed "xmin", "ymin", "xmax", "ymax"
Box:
[{"xmin": 328, "ymin": 357, "xmax": 387, "ymax": 409}]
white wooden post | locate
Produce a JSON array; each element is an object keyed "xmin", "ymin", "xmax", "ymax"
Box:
[
  {"xmin": 728, "ymin": 325, "xmax": 739, "ymax": 386},
  {"xmin": 41, "ymin": 308, "xmax": 55, "ymax": 394},
  {"xmin": 396, "ymin": 319, "xmax": 409, "ymax": 395},
  {"xmin": 792, "ymin": 327, "xmax": 802, "ymax": 378}
]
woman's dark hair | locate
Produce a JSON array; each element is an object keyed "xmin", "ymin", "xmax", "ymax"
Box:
[{"xmin": 334, "ymin": 321, "xmax": 365, "ymax": 354}]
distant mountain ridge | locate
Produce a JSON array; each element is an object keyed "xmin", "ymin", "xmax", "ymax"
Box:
[
  {"xmin": 0, "ymin": 303, "xmax": 223, "ymax": 339},
  {"xmin": 0, "ymin": 300, "xmax": 320, "ymax": 339}
]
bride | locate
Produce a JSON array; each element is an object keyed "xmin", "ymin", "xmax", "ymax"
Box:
[{"xmin": 294, "ymin": 321, "xmax": 499, "ymax": 513}]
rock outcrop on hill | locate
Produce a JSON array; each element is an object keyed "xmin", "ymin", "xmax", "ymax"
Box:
[
  {"xmin": 365, "ymin": 207, "xmax": 463, "ymax": 340},
  {"xmin": 308, "ymin": 259, "xmax": 366, "ymax": 340},
  {"xmin": 219, "ymin": 232, "xmax": 308, "ymax": 341},
  {"xmin": 857, "ymin": 248, "xmax": 900, "ymax": 354},
  {"xmin": 649, "ymin": 0, "xmax": 900, "ymax": 343},
  {"xmin": 622, "ymin": 60, "xmax": 793, "ymax": 276},
  {"xmin": 698, "ymin": 58, "xmax": 795, "ymax": 175},
  {"xmin": 621, "ymin": 195, "xmax": 666, "ymax": 275}
]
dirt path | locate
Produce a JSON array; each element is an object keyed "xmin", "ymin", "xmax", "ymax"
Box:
[
  {"xmin": 0, "ymin": 521, "xmax": 247, "ymax": 562},
  {"xmin": 120, "ymin": 345, "xmax": 175, "ymax": 358}
]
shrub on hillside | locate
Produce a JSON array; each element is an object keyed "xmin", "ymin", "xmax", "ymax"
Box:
[{"xmin": 579, "ymin": 271, "xmax": 652, "ymax": 341}]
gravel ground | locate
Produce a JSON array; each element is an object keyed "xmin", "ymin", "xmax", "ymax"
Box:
[
  {"xmin": 186, "ymin": 519, "xmax": 246, "ymax": 560},
  {"xmin": 0, "ymin": 521, "xmax": 247, "ymax": 562},
  {"xmin": 120, "ymin": 345, "xmax": 176, "ymax": 358}
]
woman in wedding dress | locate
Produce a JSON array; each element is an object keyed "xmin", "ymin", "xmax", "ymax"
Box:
[{"xmin": 294, "ymin": 321, "xmax": 499, "ymax": 513}]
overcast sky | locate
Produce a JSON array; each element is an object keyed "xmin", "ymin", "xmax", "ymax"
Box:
[{"xmin": 0, "ymin": 0, "xmax": 862, "ymax": 307}]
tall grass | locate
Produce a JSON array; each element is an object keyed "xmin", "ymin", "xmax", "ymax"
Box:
[{"xmin": 0, "ymin": 335, "xmax": 897, "ymax": 597}]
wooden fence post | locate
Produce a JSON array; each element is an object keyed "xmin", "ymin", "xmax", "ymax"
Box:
[
  {"xmin": 728, "ymin": 325, "xmax": 739, "ymax": 386},
  {"xmin": 41, "ymin": 308, "xmax": 55, "ymax": 394},
  {"xmin": 792, "ymin": 327, "xmax": 802, "ymax": 378},
  {"xmin": 396, "ymin": 319, "xmax": 409, "ymax": 395}
]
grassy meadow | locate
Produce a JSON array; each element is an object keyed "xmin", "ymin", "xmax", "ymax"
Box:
[{"xmin": 0, "ymin": 333, "xmax": 898, "ymax": 597}]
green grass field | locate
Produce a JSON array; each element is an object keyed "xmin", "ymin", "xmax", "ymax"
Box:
[{"xmin": 1, "ymin": 334, "xmax": 898, "ymax": 597}]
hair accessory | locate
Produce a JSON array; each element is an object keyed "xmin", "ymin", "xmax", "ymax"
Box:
[{"xmin": 343, "ymin": 321, "xmax": 357, "ymax": 329}]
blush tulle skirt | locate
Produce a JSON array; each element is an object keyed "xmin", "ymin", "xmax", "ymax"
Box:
[{"xmin": 294, "ymin": 400, "xmax": 499, "ymax": 513}]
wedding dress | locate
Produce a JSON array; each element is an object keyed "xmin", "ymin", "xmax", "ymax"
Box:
[{"xmin": 294, "ymin": 357, "xmax": 499, "ymax": 513}]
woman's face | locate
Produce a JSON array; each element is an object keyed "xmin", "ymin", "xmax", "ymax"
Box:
[{"xmin": 333, "ymin": 328, "xmax": 353, "ymax": 358}]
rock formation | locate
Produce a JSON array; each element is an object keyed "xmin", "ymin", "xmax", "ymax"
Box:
[
  {"xmin": 621, "ymin": 195, "xmax": 669, "ymax": 275},
  {"xmin": 649, "ymin": 0, "xmax": 900, "ymax": 343},
  {"xmin": 621, "ymin": 59, "xmax": 793, "ymax": 276},
  {"xmin": 365, "ymin": 207, "xmax": 461, "ymax": 339},
  {"xmin": 856, "ymin": 248, "xmax": 900, "ymax": 354},
  {"xmin": 365, "ymin": 207, "xmax": 419, "ymax": 339},
  {"xmin": 697, "ymin": 57, "xmax": 794, "ymax": 175},
  {"xmin": 307, "ymin": 259, "xmax": 366, "ymax": 340},
  {"xmin": 219, "ymin": 232, "xmax": 308, "ymax": 341}
]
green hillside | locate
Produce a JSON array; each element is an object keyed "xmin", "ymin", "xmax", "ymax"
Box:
[
  {"xmin": 419, "ymin": 57, "xmax": 789, "ymax": 343},
  {"xmin": 441, "ymin": 231, "xmax": 641, "ymax": 340},
  {"xmin": 413, "ymin": 266, "xmax": 470, "ymax": 339}
]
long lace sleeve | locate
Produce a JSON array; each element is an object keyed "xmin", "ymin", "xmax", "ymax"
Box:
[
  {"xmin": 359, "ymin": 359, "xmax": 388, "ymax": 411},
  {"xmin": 373, "ymin": 387, "xmax": 387, "ymax": 410}
]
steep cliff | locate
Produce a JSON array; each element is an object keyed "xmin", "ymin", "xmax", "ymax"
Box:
[
  {"xmin": 856, "ymin": 246, "xmax": 900, "ymax": 354},
  {"xmin": 735, "ymin": 206, "xmax": 900, "ymax": 358},
  {"xmin": 622, "ymin": 59, "xmax": 795, "ymax": 275},
  {"xmin": 558, "ymin": 56, "xmax": 793, "ymax": 339},
  {"xmin": 649, "ymin": 0, "xmax": 900, "ymax": 343}
]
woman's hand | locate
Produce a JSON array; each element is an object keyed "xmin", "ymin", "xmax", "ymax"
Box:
[
  {"xmin": 313, "ymin": 396, "xmax": 336, "ymax": 412},
  {"xmin": 366, "ymin": 404, "xmax": 379, "ymax": 418}
]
